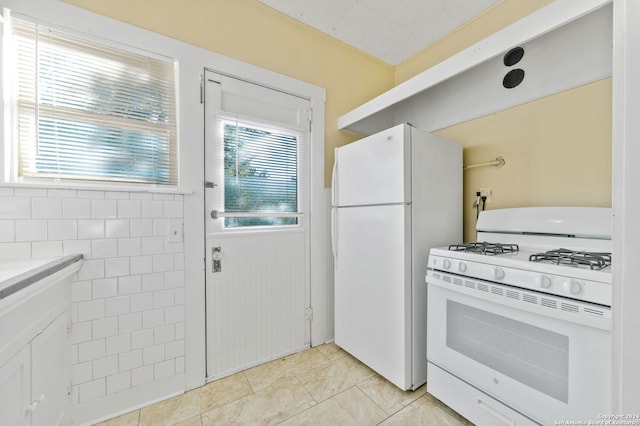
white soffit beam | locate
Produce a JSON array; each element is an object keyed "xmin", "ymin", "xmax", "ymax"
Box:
[{"xmin": 338, "ymin": 0, "xmax": 611, "ymax": 131}]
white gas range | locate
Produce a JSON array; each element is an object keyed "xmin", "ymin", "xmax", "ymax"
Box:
[{"xmin": 426, "ymin": 207, "xmax": 612, "ymax": 426}]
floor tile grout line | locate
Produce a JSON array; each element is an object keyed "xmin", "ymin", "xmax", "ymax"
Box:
[
  {"xmin": 242, "ymin": 370, "xmax": 259, "ymax": 395},
  {"xmin": 206, "ymin": 356, "xmax": 325, "ymax": 425},
  {"xmin": 355, "ymin": 381, "xmax": 393, "ymax": 422},
  {"xmin": 274, "ymin": 383, "xmax": 376, "ymax": 425},
  {"xmin": 187, "ymin": 373, "xmax": 258, "ymax": 423},
  {"xmin": 98, "ymin": 344, "xmax": 468, "ymax": 426},
  {"xmin": 291, "ymin": 370, "xmax": 319, "ymax": 407},
  {"xmin": 278, "ymin": 349, "xmax": 382, "ymax": 423},
  {"xmin": 374, "ymin": 395, "xmax": 426, "ymax": 426},
  {"xmin": 272, "ymin": 377, "xmax": 320, "ymax": 425}
]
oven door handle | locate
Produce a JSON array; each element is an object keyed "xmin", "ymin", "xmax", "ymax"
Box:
[{"xmin": 427, "ymin": 272, "xmax": 611, "ymax": 331}]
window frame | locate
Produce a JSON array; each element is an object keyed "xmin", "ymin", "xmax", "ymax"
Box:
[
  {"xmin": 1, "ymin": 11, "xmax": 181, "ymax": 192},
  {"xmin": 216, "ymin": 114, "xmax": 306, "ymax": 231}
]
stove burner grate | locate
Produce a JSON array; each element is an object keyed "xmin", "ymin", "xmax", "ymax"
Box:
[
  {"xmin": 449, "ymin": 242, "xmax": 519, "ymax": 255},
  {"xmin": 529, "ymin": 249, "xmax": 611, "ymax": 270}
]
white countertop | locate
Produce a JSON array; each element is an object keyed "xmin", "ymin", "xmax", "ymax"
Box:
[{"xmin": 0, "ymin": 255, "xmax": 83, "ymax": 300}]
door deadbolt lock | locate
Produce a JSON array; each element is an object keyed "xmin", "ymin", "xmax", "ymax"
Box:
[{"xmin": 212, "ymin": 247, "xmax": 223, "ymax": 272}]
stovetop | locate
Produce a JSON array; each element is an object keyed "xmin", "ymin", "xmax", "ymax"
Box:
[
  {"xmin": 448, "ymin": 242, "xmax": 520, "ymax": 255},
  {"xmin": 428, "ymin": 244, "xmax": 612, "ymax": 305},
  {"xmin": 529, "ymin": 249, "xmax": 611, "ymax": 271},
  {"xmin": 435, "ymin": 245, "xmax": 611, "ymax": 275},
  {"xmin": 428, "ymin": 207, "xmax": 614, "ymax": 306},
  {"xmin": 447, "ymin": 242, "xmax": 612, "ymax": 271}
]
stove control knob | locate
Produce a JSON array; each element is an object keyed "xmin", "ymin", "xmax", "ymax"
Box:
[
  {"xmin": 563, "ymin": 279, "xmax": 583, "ymax": 295},
  {"xmin": 562, "ymin": 280, "xmax": 582, "ymax": 294},
  {"xmin": 539, "ymin": 275, "xmax": 552, "ymax": 289},
  {"xmin": 458, "ymin": 262, "xmax": 467, "ymax": 272},
  {"xmin": 494, "ymin": 267, "xmax": 505, "ymax": 280},
  {"xmin": 443, "ymin": 259, "xmax": 451, "ymax": 270}
]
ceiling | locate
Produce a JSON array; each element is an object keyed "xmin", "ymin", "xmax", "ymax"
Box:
[{"xmin": 258, "ymin": 0, "xmax": 501, "ymax": 65}]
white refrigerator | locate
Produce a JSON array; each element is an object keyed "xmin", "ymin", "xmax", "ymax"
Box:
[{"xmin": 331, "ymin": 123, "xmax": 462, "ymax": 390}]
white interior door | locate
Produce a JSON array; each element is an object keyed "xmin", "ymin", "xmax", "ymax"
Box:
[{"xmin": 204, "ymin": 71, "xmax": 312, "ymax": 380}]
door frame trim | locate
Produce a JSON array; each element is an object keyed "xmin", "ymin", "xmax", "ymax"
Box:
[
  {"xmin": 184, "ymin": 62, "xmax": 326, "ymax": 391},
  {"xmin": 202, "ymin": 70, "xmax": 313, "ymax": 379}
]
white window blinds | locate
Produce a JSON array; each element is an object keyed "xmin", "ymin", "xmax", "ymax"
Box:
[
  {"xmin": 8, "ymin": 17, "xmax": 178, "ymax": 185},
  {"xmin": 219, "ymin": 117, "xmax": 302, "ymax": 228}
]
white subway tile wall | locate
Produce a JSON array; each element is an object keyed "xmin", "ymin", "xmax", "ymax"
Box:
[{"xmin": 0, "ymin": 187, "xmax": 185, "ymax": 405}]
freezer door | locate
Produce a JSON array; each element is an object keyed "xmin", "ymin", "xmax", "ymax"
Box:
[
  {"xmin": 333, "ymin": 123, "xmax": 411, "ymax": 206},
  {"xmin": 334, "ymin": 204, "xmax": 412, "ymax": 389}
]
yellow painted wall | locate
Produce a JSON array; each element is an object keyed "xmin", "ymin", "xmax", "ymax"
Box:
[
  {"xmin": 436, "ymin": 78, "xmax": 612, "ymax": 242},
  {"xmin": 393, "ymin": 0, "xmax": 612, "ymax": 242},
  {"xmin": 62, "ymin": 0, "xmax": 612, "ymax": 219},
  {"xmin": 62, "ymin": 0, "xmax": 395, "ymax": 188}
]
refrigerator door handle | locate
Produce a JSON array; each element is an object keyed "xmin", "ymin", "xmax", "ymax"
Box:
[
  {"xmin": 331, "ymin": 208, "xmax": 338, "ymax": 269},
  {"xmin": 331, "ymin": 148, "xmax": 338, "ymax": 207}
]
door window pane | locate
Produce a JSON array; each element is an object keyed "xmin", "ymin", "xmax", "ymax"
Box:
[{"xmin": 222, "ymin": 119, "xmax": 301, "ymax": 228}]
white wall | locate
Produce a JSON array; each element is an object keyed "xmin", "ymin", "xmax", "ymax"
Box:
[
  {"xmin": 0, "ymin": 0, "xmax": 327, "ymax": 424},
  {"xmin": 612, "ymin": 0, "xmax": 640, "ymax": 413},
  {"xmin": 0, "ymin": 186, "xmax": 186, "ymax": 422}
]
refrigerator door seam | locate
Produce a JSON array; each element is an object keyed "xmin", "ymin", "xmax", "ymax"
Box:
[{"xmin": 332, "ymin": 148, "xmax": 338, "ymax": 206}]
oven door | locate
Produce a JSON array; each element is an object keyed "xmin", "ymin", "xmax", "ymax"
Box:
[{"xmin": 427, "ymin": 271, "xmax": 611, "ymax": 425}]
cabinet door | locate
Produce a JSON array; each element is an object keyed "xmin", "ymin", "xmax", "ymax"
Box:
[
  {"xmin": 31, "ymin": 314, "xmax": 70, "ymax": 426},
  {"xmin": 0, "ymin": 345, "xmax": 32, "ymax": 426}
]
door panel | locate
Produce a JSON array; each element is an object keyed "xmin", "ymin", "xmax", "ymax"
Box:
[
  {"xmin": 31, "ymin": 314, "xmax": 70, "ymax": 426},
  {"xmin": 0, "ymin": 345, "xmax": 31, "ymax": 426},
  {"xmin": 205, "ymin": 231, "xmax": 307, "ymax": 376},
  {"xmin": 204, "ymin": 71, "xmax": 311, "ymax": 379},
  {"xmin": 214, "ymin": 74, "xmax": 308, "ymax": 129},
  {"xmin": 334, "ymin": 204, "xmax": 412, "ymax": 389}
]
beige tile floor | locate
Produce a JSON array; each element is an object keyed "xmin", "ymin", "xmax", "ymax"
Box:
[{"xmin": 95, "ymin": 343, "xmax": 472, "ymax": 426}]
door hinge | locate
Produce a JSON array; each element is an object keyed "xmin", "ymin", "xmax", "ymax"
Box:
[
  {"xmin": 307, "ymin": 108, "xmax": 313, "ymax": 131},
  {"xmin": 305, "ymin": 306, "xmax": 313, "ymax": 322},
  {"xmin": 68, "ymin": 382, "xmax": 72, "ymax": 397},
  {"xmin": 200, "ymin": 74, "xmax": 204, "ymax": 104},
  {"xmin": 66, "ymin": 322, "xmax": 71, "ymax": 338}
]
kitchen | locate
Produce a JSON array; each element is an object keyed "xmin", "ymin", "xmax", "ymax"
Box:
[{"xmin": 0, "ymin": 0, "xmax": 638, "ymax": 425}]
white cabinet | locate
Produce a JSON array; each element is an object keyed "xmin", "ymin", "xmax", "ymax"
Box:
[
  {"xmin": 31, "ymin": 313, "xmax": 71, "ymax": 426},
  {"xmin": 0, "ymin": 314, "xmax": 70, "ymax": 426},
  {"xmin": 0, "ymin": 345, "xmax": 31, "ymax": 426},
  {"xmin": 0, "ymin": 258, "xmax": 80, "ymax": 426}
]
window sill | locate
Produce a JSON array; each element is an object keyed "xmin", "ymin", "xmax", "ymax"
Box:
[{"xmin": 0, "ymin": 180, "xmax": 193, "ymax": 195}]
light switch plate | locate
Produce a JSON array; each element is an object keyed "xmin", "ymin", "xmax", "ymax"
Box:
[{"xmin": 167, "ymin": 222, "xmax": 183, "ymax": 243}]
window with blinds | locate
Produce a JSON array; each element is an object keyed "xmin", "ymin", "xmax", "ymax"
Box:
[
  {"xmin": 220, "ymin": 117, "xmax": 302, "ymax": 228},
  {"xmin": 7, "ymin": 16, "xmax": 178, "ymax": 186}
]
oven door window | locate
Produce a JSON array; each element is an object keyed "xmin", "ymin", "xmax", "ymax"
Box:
[{"xmin": 446, "ymin": 300, "xmax": 569, "ymax": 403}]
